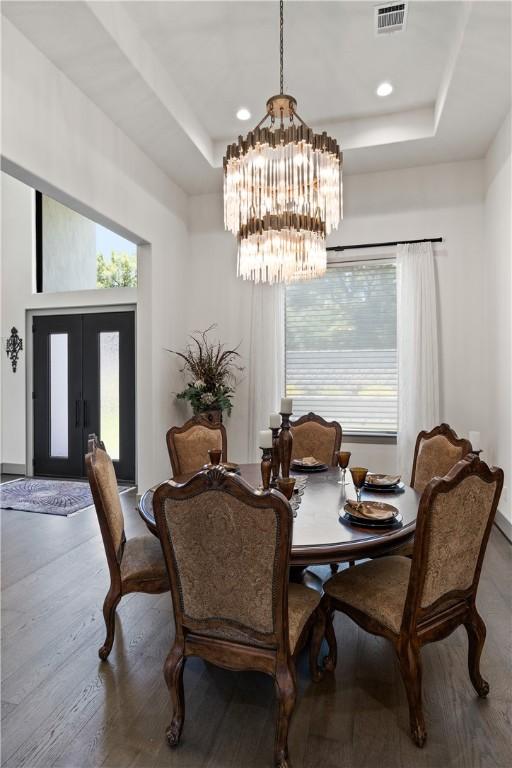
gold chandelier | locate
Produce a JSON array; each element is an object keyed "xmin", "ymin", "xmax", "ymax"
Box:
[{"xmin": 223, "ymin": 0, "xmax": 342, "ymax": 284}]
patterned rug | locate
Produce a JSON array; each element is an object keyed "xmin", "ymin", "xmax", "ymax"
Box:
[{"xmin": 0, "ymin": 478, "xmax": 131, "ymax": 516}]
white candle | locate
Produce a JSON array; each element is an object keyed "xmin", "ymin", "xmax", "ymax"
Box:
[
  {"xmin": 269, "ymin": 413, "xmax": 281, "ymax": 429},
  {"xmin": 259, "ymin": 429, "xmax": 273, "ymax": 449},
  {"xmin": 280, "ymin": 397, "xmax": 293, "ymax": 414},
  {"xmin": 469, "ymin": 431, "xmax": 481, "ymax": 451}
]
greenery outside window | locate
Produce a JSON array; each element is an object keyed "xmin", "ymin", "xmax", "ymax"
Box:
[{"xmin": 36, "ymin": 192, "xmax": 137, "ymax": 293}]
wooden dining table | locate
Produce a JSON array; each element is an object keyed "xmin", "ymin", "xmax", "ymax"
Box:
[{"xmin": 138, "ymin": 464, "xmax": 419, "ymax": 566}]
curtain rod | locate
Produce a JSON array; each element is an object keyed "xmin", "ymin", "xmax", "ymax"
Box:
[{"xmin": 327, "ymin": 237, "xmax": 443, "ymax": 252}]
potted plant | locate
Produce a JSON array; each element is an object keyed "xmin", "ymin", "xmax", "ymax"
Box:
[{"xmin": 168, "ymin": 326, "xmax": 244, "ymax": 423}]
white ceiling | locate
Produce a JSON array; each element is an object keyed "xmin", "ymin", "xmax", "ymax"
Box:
[
  {"xmin": 2, "ymin": 1, "xmax": 511, "ymax": 195},
  {"xmin": 123, "ymin": 1, "xmax": 461, "ymax": 135}
]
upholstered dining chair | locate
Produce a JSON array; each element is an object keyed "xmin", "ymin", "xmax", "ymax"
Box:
[
  {"xmin": 290, "ymin": 412, "xmax": 342, "ymax": 467},
  {"xmin": 318, "ymin": 454, "xmax": 503, "ymax": 748},
  {"xmin": 290, "ymin": 412, "xmax": 343, "ymax": 574},
  {"xmin": 387, "ymin": 423, "xmax": 473, "ymax": 558},
  {"xmin": 166, "ymin": 416, "xmax": 227, "ymax": 477},
  {"xmin": 85, "ymin": 435, "xmax": 169, "ymax": 660},
  {"xmin": 152, "ymin": 467, "xmax": 325, "ymax": 768},
  {"xmin": 411, "ymin": 422, "xmax": 473, "ymax": 492}
]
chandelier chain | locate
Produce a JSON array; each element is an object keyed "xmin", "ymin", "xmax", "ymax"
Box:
[
  {"xmin": 223, "ymin": 0, "xmax": 342, "ymax": 284},
  {"xmin": 280, "ymin": 0, "xmax": 284, "ymax": 94}
]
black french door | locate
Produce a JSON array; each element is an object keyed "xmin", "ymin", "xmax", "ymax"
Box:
[{"xmin": 33, "ymin": 312, "xmax": 135, "ymax": 481}]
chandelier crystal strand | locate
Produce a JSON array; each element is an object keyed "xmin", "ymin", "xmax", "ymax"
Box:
[
  {"xmin": 224, "ymin": 140, "xmax": 341, "ymax": 234},
  {"xmin": 223, "ymin": 0, "xmax": 342, "ymax": 284}
]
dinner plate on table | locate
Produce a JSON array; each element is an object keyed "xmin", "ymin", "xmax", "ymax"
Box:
[
  {"xmin": 291, "ymin": 459, "xmax": 329, "ymax": 473},
  {"xmin": 203, "ymin": 462, "xmax": 241, "ymax": 474},
  {"xmin": 364, "ymin": 473, "xmax": 404, "ymax": 492},
  {"xmin": 364, "ymin": 481, "xmax": 405, "ymax": 493},
  {"xmin": 340, "ymin": 500, "xmax": 402, "ymax": 529}
]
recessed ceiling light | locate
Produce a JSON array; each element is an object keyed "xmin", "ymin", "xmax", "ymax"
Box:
[
  {"xmin": 236, "ymin": 107, "xmax": 251, "ymax": 121},
  {"xmin": 376, "ymin": 82, "xmax": 393, "ymax": 97}
]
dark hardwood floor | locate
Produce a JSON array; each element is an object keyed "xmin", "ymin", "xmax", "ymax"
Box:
[{"xmin": 1, "ymin": 481, "xmax": 511, "ymax": 767}]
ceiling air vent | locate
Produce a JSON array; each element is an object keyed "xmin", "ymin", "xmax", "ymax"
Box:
[{"xmin": 375, "ymin": 3, "xmax": 408, "ymax": 35}]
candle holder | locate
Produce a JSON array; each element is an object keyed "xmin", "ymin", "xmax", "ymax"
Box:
[
  {"xmin": 271, "ymin": 427, "xmax": 281, "ymax": 485},
  {"xmin": 260, "ymin": 447, "xmax": 273, "ymax": 490},
  {"xmin": 279, "ymin": 412, "xmax": 293, "ymax": 479}
]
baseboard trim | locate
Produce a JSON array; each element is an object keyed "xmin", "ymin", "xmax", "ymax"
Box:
[
  {"xmin": 1, "ymin": 463, "xmax": 26, "ymax": 475},
  {"xmin": 495, "ymin": 510, "xmax": 512, "ymax": 543}
]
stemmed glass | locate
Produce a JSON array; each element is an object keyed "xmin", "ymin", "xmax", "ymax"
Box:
[
  {"xmin": 337, "ymin": 451, "xmax": 351, "ymax": 485},
  {"xmin": 350, "ymin": 467, "xmax": 368, "ymax": 504},
  {"xmin": 208, "ymin": 448, "xmax": 222, "ymax": 466}
]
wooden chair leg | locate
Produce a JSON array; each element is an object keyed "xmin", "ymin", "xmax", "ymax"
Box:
[
  {"xmin": 164, "ymin": 643, "xmax": 186, "ymax": 747},
  {"xmin": 464, "ymin": 608, "xmax": 489, "ymax": 697},
  {"xmin": 323, "ymin": 601, "xmax": 337, "ymax": 672},
  {"xmin": 98, "ymin": 586, "xmax": 121, "ymax": 660},
  {"xmin": 309, "ymin": 608, "xmax": 326, "ymax": 682},
  {"xmin": 274, "ymin": 663, "xmax": 296, "ymax": 768},
  {"xmin": 329, "ymin": 563, "xmax": 338, "ymax": 575},
  {"xmin": 397, "ymin": 640, "xmax": 427, "ymax": 748}
]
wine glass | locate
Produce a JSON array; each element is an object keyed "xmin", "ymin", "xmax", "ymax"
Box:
[
  {"xmin": 208, "ymin": 448, "xmax": 222, "ymax": 465},
  {"xmin": 350, "ymin": 467, "xmax": 368, "ymax": 504},
  {"xmin": 277, "ymin": 477, "xmax": 296, "ymax": 500},
  {"xmin": 337, "ymin": 451, "xmax": 351, "ymax": 485}
]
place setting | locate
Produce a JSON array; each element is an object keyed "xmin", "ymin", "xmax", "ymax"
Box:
[
  {"xmin": 291, "ymin": 457, "xmax": 329, "ymax": 473},
  {"xmin": 339, "ymin": 464, "xmax": 403, "ymax": 531},
  {"xmin": 203, "ymin": 448, "xmax": 241, "ymax": 474}
]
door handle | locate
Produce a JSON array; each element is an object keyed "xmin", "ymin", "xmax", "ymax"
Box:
[
  {"xmin": 75, "ymin": 399, "xmax": 81, "ymax": 427},
  {"xmin": 83, "ymin": 400, "xmax": 88, "ymax": 428}
]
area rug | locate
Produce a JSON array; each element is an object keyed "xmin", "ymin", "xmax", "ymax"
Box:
[{"xmin": 0, "ymin": 477, "xmax": 133, "ymax": 517}]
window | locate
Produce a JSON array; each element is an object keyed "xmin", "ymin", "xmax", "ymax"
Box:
[
  {"xmin": 285, "ymin": 260, "xmax": 398, "ymax": 435},
  {"xmin": 35, "ymin": 192, "xmax": 137, "ymax": 293}
]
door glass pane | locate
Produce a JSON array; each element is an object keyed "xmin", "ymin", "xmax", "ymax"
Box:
[
  {"xmin": 50, "ymin": 334, "xmax": 68, "ymax": 457},
  {"xmin": 100, "ymin": 332, "xmax": 120, "ymax": 460}
]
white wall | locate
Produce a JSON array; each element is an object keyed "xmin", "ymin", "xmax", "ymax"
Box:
[
  {"xmin": 1, "ymin": 174, "xmax": 33, "ymax": 466},
  {"xmin": 484, "ymin": 110, "xmax": 511, "ymax": 525},
  {"xmin": 2, "ymin": 17, "xmax": 508, "ymax": 500},
  {"xmin": 187, "ymin": 159, "xmax": 487, "ymax": 473},
  {"xmin": 42, "ymin": 195, "xmax": 96, "ymax": 293},
  {"xmin": 1, "ymin": 19, "xmax": 189, "ymax": 489},
  {"xmin": 184, "ymin": 193, "xmax": 253, "ymax": 462}
]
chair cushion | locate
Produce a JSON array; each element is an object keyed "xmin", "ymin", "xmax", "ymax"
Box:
[
  {"xmin": 414, "ymin": 435, "xmax": 465, "ymax": 493},
  {"xmin": 173, "ymin": 426, "xmax": 223, "ymax": 474},
  {"xmin": 92, "ymin": 447, "xmax": 125, "ymax": 555},
  {"xmin": 288, "ymin": 583, "xmax": 321, "ymax": 652},
  {"xmin": 291, "ymin": 421, "xmax": 338, "ymax": 467},
  {"xmin": 324, "ymin": 556, "xmax": 411, "ymax": 635},
  {"xmin": 120, "ymin": 535, "xmax": 168, "ymax": 584}
]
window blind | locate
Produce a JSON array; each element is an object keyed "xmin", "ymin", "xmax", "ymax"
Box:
[{"xmin": 285, "ymin": 260, "xmax": 398, "ymax": 435}]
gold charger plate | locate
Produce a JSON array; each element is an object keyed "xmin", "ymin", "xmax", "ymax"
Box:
[
  {"xmin": 344, "ymin": 499, "xmax": 398, "ymax": 521},
  {"xmin": 291, "ymin": 457, "xmax": 328, "ymax": 472},
  {"xmin": 341, "ymin": 500, "xmax": 402, "ymax": 530},
  {"xmin": 365, "ymin": 473, "xmax": 401, "ymax": 488}
]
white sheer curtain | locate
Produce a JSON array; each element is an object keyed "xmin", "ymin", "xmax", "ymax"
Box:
[
  {"xmin": 246, "ymin": 283, "xmax": 285, "ymax": 462},
  {"xmin": 397, "ymin": 242, "xmax": 440, "ymax": 480}
]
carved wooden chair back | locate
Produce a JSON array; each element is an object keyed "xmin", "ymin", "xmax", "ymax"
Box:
[
  {"xmin": 411, "ymin": 423, "xmax": 472, "ymax": 493},
  {"xmin": 166, "ymin": 416, "xmax": 227, "ymax": 477},
  {"xmin": 85, "ymin": 434, "xmax": 126, "ymax": 580},
  {"xmin": 403, "ymin": 455, "xmax": 503, "ymax": 630},
  {"xmin": 153, "ymin": 467, "xmax": 293, "ymax": 654},
  {"xmin": 290, "ymin": 412, "xmax": 342, "ymax": 467}
]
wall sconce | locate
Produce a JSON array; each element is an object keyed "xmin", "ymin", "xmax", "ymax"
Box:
[{"xmin": 6, "ymin": 327, "xmax": 23, "ymax": 373}]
